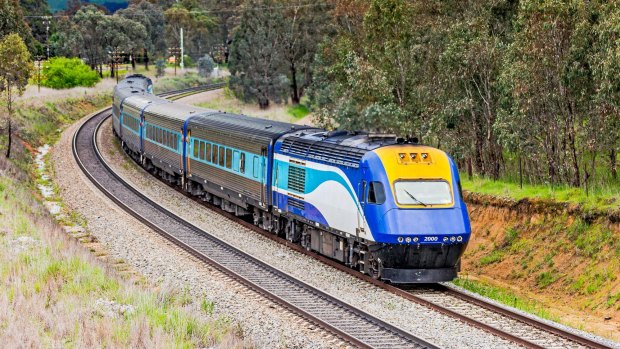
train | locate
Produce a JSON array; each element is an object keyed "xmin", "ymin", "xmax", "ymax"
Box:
[{"xmin": 112, "ymin": 75, "xmax": 471, "ymax": 283}]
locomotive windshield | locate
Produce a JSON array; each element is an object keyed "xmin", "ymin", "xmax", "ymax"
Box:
[{"xmin": 394, "ymin": 180, "xmax": 452, "ymax": 206}]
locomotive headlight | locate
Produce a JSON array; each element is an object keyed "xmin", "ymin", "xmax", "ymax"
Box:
[
  {"xmin": 397, "ymin": 236, "xmax": 404, "ymax": 243},
  {"xmin": 443, "ymin": 237, "xmax": 449, "ymax": 242},
  {"xmin": 413, "ymin": 237, "xmax": 419, "ymax": 243},
  {"xmin": 405, "ymin": 237, "xmax": 412, "ymax": 243},
  {"xmin": 450, "ymin": 236, "xmax": 456, "ymax": 242},
  {"xmin": 457, "ymin": 236, "xmax": 463, "ymax": 242}
]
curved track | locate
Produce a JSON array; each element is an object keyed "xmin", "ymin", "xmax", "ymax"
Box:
[
  {"xmin": 76, "ymin": 86, "xmax": 617, "ymax": 349},
  {"xmin": 72, "ymin": 89, "xmax": 438, "ymax": 349}
]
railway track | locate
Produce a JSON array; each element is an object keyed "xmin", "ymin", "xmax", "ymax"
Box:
[
  {"xmin": 72, "ymin": 87, "xmax": 438, "ymax": 349},
  {"xmin": 77, "ymin": 85, "xmax": 617, "ymax": 349}
]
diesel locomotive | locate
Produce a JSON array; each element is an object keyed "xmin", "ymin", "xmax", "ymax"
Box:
[{"xmin": 112, "ymin": 75, "xmax": 471, "ymax": 283}]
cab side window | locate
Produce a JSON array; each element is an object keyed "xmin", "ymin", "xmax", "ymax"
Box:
[{"xmin": 367, "ymin": 181, "xmax": 386, "ymax": 204}]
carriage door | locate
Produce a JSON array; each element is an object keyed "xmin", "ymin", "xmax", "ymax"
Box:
[{"xmin": 261, "ymin": 146, "xmax": 267, "ymax": 205}]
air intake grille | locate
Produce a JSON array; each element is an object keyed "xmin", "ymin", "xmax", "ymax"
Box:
[
  {"xmin": 281, "ymin": 137, "xmax": 365, "ymax": 168},
  {"xmin": 288, "ymin": 197, "xmax": 305, "ymax": 210},
  {"xmin": 288, "ymin": 166, "xmax": 306, "ymax": 193}
]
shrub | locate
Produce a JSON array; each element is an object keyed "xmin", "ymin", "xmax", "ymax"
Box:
[
  {"xmin": 155, "ymin": 59, "xmax": 166, "ymax": 78},
  {"xmin": 41, "ymin": 57, "xmax": 100, "ymax": 89},
  {"xmin": 197, "ymin": 54, "xmax": 215, "ymax": 77}
]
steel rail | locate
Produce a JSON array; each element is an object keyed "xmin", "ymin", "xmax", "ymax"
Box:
[{"xmin": 72, "ymin": 89, "xmax": 438, "ymax": 349}]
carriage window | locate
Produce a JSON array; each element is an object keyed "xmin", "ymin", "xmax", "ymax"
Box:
[
  {"xmin": 199, "ymin": 142, "xmax": 205, "ymax": 160},
  {"xmin": 205, "ymin": 143, "xmax": 212, "ymax": 162},
  {"xmin": 367, "ymin": 181, "xmax": 386, "ymax": 204},
  {"xmin": 193, "ymin": 140, "xmax": 199, "ymax": 158},
  {"xmin": 253, "ymin": 156, "xmax": 259, "ymax": 178},
  {"xmin": 232, "ymin": 151, "xmax": 239, "ymax": 171},
  {"xmin": 226, "ymin": 149, "xmax": 233, "ymax": 169},
  {"xmin": 240, "ymin": 153, "xmax": 246, "ymax": 173},
  {"xmin": 212, "ymin": 145, "xmax": 218, "ymax": 164},
  {"xmin": 219, "ymin": 147, "xmax": 225, "ymax": 167}
]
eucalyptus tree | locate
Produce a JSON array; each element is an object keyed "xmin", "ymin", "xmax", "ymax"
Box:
[
  {"xmin": 0, "ymin": 0, "xmax": 36, "ymax": 52},
  {"xmin": 117, "ymin": 0, "xmax": 166, "ymax": 69},
  {"xmin": 0, "ymin": 34, "xmax": 32, "ymax": 158},
  {"xmin": 501, "ymin": 0, "xmax": 593, "ymax": 187},
  {"xmin": 228, "ymin": 0, "xmax": 289, "ymax": 109},
  {"xmin": 164, "ymin": 2, "xmax": 215, "ymax": 59},
  {"xmin": 279, "ymin": 0, "xmax": 330, "ymax": 104}
]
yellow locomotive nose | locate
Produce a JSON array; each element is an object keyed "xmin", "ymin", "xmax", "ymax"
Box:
[{"xmin": 373, "ymin": 145, "xmax": 455, "ymax": 208}]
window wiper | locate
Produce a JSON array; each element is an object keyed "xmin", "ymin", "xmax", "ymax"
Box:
[{"xmin": 404, "ymin": 190, "xmax": 428, "ymax": 207}]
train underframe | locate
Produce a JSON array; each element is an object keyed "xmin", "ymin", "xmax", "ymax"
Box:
[{"xmin": 118, "ymin": 135, "xmax": 465, "ymax": 284}]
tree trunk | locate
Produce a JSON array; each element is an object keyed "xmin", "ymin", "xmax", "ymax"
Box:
[
  {"xmin": 5, "ymin": 116, "xmax": 11, "ymax": 159},
  {"xmin": 144, "ymin": 49, "xmax": 149, "ymax": 71},
  {"xmin": 290, "ymin": 62, "xmax": 300, "ymax": 104},
  {"xmin": 611, "ymin": 149, "xmax": 617, "ymax": 180},
  {"xmin": 131, "ymin": 52, "xmax": 136, "ymax": 70},
  {"xmin": 110, "ymin": 64, "xmax": 115, "ymax": 78},
  {"xmin": 5, "ymin": 87, "xmax": 12, "ymax": 159},
  {"xmin": 258, "ymin": 96, "xmax": 269, "ymax": 109}
]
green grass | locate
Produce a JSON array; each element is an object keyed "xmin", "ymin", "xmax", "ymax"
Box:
[
  {"xmin": 0, "ymin": 168, "xmax": 247, "ymax": 348},
  {"xmin": 461, "ymin": 176, "xmax": 620, "ymax": 212},
  {"xmin": 452, "ymin": 277, "xmax": 560, "ymax": 322},
  {"xmin": 287, "ymin": 104, "xmax": 310, "ymax": 119},
  {"xmin": 153, "ymin": 73, "xmax": 210, "ymax": 94}
]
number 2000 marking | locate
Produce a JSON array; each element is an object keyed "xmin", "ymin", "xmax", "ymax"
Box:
[{"xmin": 424, "ymin": 236, "xmax": 438, "ymax": 242}]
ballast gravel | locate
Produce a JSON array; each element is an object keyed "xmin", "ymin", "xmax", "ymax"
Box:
[
  {"xmin": 91, "ymin": 115, "xmax": 516, "ymax": 349},
  {"xmin": 53, "ymin": 118, "xmax": 337, "ymax": 349}
]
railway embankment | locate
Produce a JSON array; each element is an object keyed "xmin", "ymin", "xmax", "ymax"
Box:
[
  {"xmin": 0, "ymin": 86, "xmax": 252, "ymax": 348},
  {"xmin": 460, "ymin": 191, "xmax": 620, "ymax": 341}
]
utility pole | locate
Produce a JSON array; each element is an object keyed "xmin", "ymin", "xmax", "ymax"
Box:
[
  {"xmin": 176, "ymin": 0, "xmax": 184, "ymax": 70},
  {"xmin": 168, "ymin": 47, "xmax": 181, "ymax": 76},
  {"xmin": 34, "ymin": 56, "xmax": 45, "ymax": 93},
  {"xmin": 109, "ymin": 48, "xmax": 123, "ymax": 84},
  {"xmin": 43, "ymin": 16, "xmax": 51, "ymax": 59},
  {"xmin": 180, "ymin": 28, "xmax": 184, "ymax": 70}
]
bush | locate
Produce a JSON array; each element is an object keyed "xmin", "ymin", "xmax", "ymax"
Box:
[
  {"xmin": 41, "ymin": 57, "xmax": 100, "ymax": 89},
  {"xmin": 198, "ymin": 54, "xmax": 215, "ymax": 77},
  {"xmin": 155, "ymin": 59, "xmax": 166, "ymax": 78}
]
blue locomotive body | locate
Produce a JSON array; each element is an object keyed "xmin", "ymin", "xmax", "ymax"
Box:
[{"xmin": 112, "ymin": 75, "xmax": 471, "ymax": 283}]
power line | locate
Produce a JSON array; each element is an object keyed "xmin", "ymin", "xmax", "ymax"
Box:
[{"xmin": 24, "ymin": 3, "xmax": 333, "ymax": 19}]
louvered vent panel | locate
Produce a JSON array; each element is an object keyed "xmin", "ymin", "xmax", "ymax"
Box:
[
  {"xmin": 288, "ymin": 197, "xmax": 305, "ymax": 210},
  {"xmin": 281, "ymin": 137, "xmax": 364, "ymax": 168},
  {"xmin": 288, "ymin": 166, "xmax": 306, "ymax": 193}
]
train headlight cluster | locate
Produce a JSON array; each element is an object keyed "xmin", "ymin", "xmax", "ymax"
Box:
[
  {"xmin": 450, "ymin": 236, "xmax": 456, "ymax": 242},
  {"xmin": 405, "ymin": 237, "xmax": 412, "ymax": 243},
  {"xmin": 397, "ymin": 236, "xmax": 404, "ymax": 243},
  {"xmin": 457, "ymin": 236, "xmax": 463, "ymax": 242},
  {"xmin": 413, "ymin": 237, "xmax": 419, "ymax": 242},
  {"xmin": 443, "ymin": 237, "xmax": 449, "ymax": 242}
]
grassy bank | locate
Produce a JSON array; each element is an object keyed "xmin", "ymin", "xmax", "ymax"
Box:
[
  {"xmin": 0, "ymin": 87, "xmax": 251, "ymax": 347},
  {"xmin": 462, "ymin": 176, "xmax": 620, "ymax": 212},
  {"xmin": 0, "ymin": 164, "xmax": 247, "ymax": 347},
  {"xmin": 461, "ymin": 199, "xmax": 620, "ymax": 340}
]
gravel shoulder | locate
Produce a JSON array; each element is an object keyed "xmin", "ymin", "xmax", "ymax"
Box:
[
  {"xmin": 89, "ymin": 113, "xmax": 513, "ymax": 348},
  {"xmin": 52, "ymin": 114, "xmax": 341, "ymax": 349}
]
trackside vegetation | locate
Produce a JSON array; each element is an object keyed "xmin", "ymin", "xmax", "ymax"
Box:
[
  {"xmin": 41, "ymin": 57, "xmax": 100, "ymax": 89},
  {"xmin": 0, "ymin": 166, "xmax": 248, "ymax": 348}
]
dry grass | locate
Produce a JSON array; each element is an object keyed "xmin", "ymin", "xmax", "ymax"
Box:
[{"xmin": 0, "ymin": 161, "xmax": 251, "ymax": 348}]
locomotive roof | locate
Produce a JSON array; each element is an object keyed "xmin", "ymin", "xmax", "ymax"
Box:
[{"xmin": 279, "ymin": 130, "xmax": 401, "ymax": 168}]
